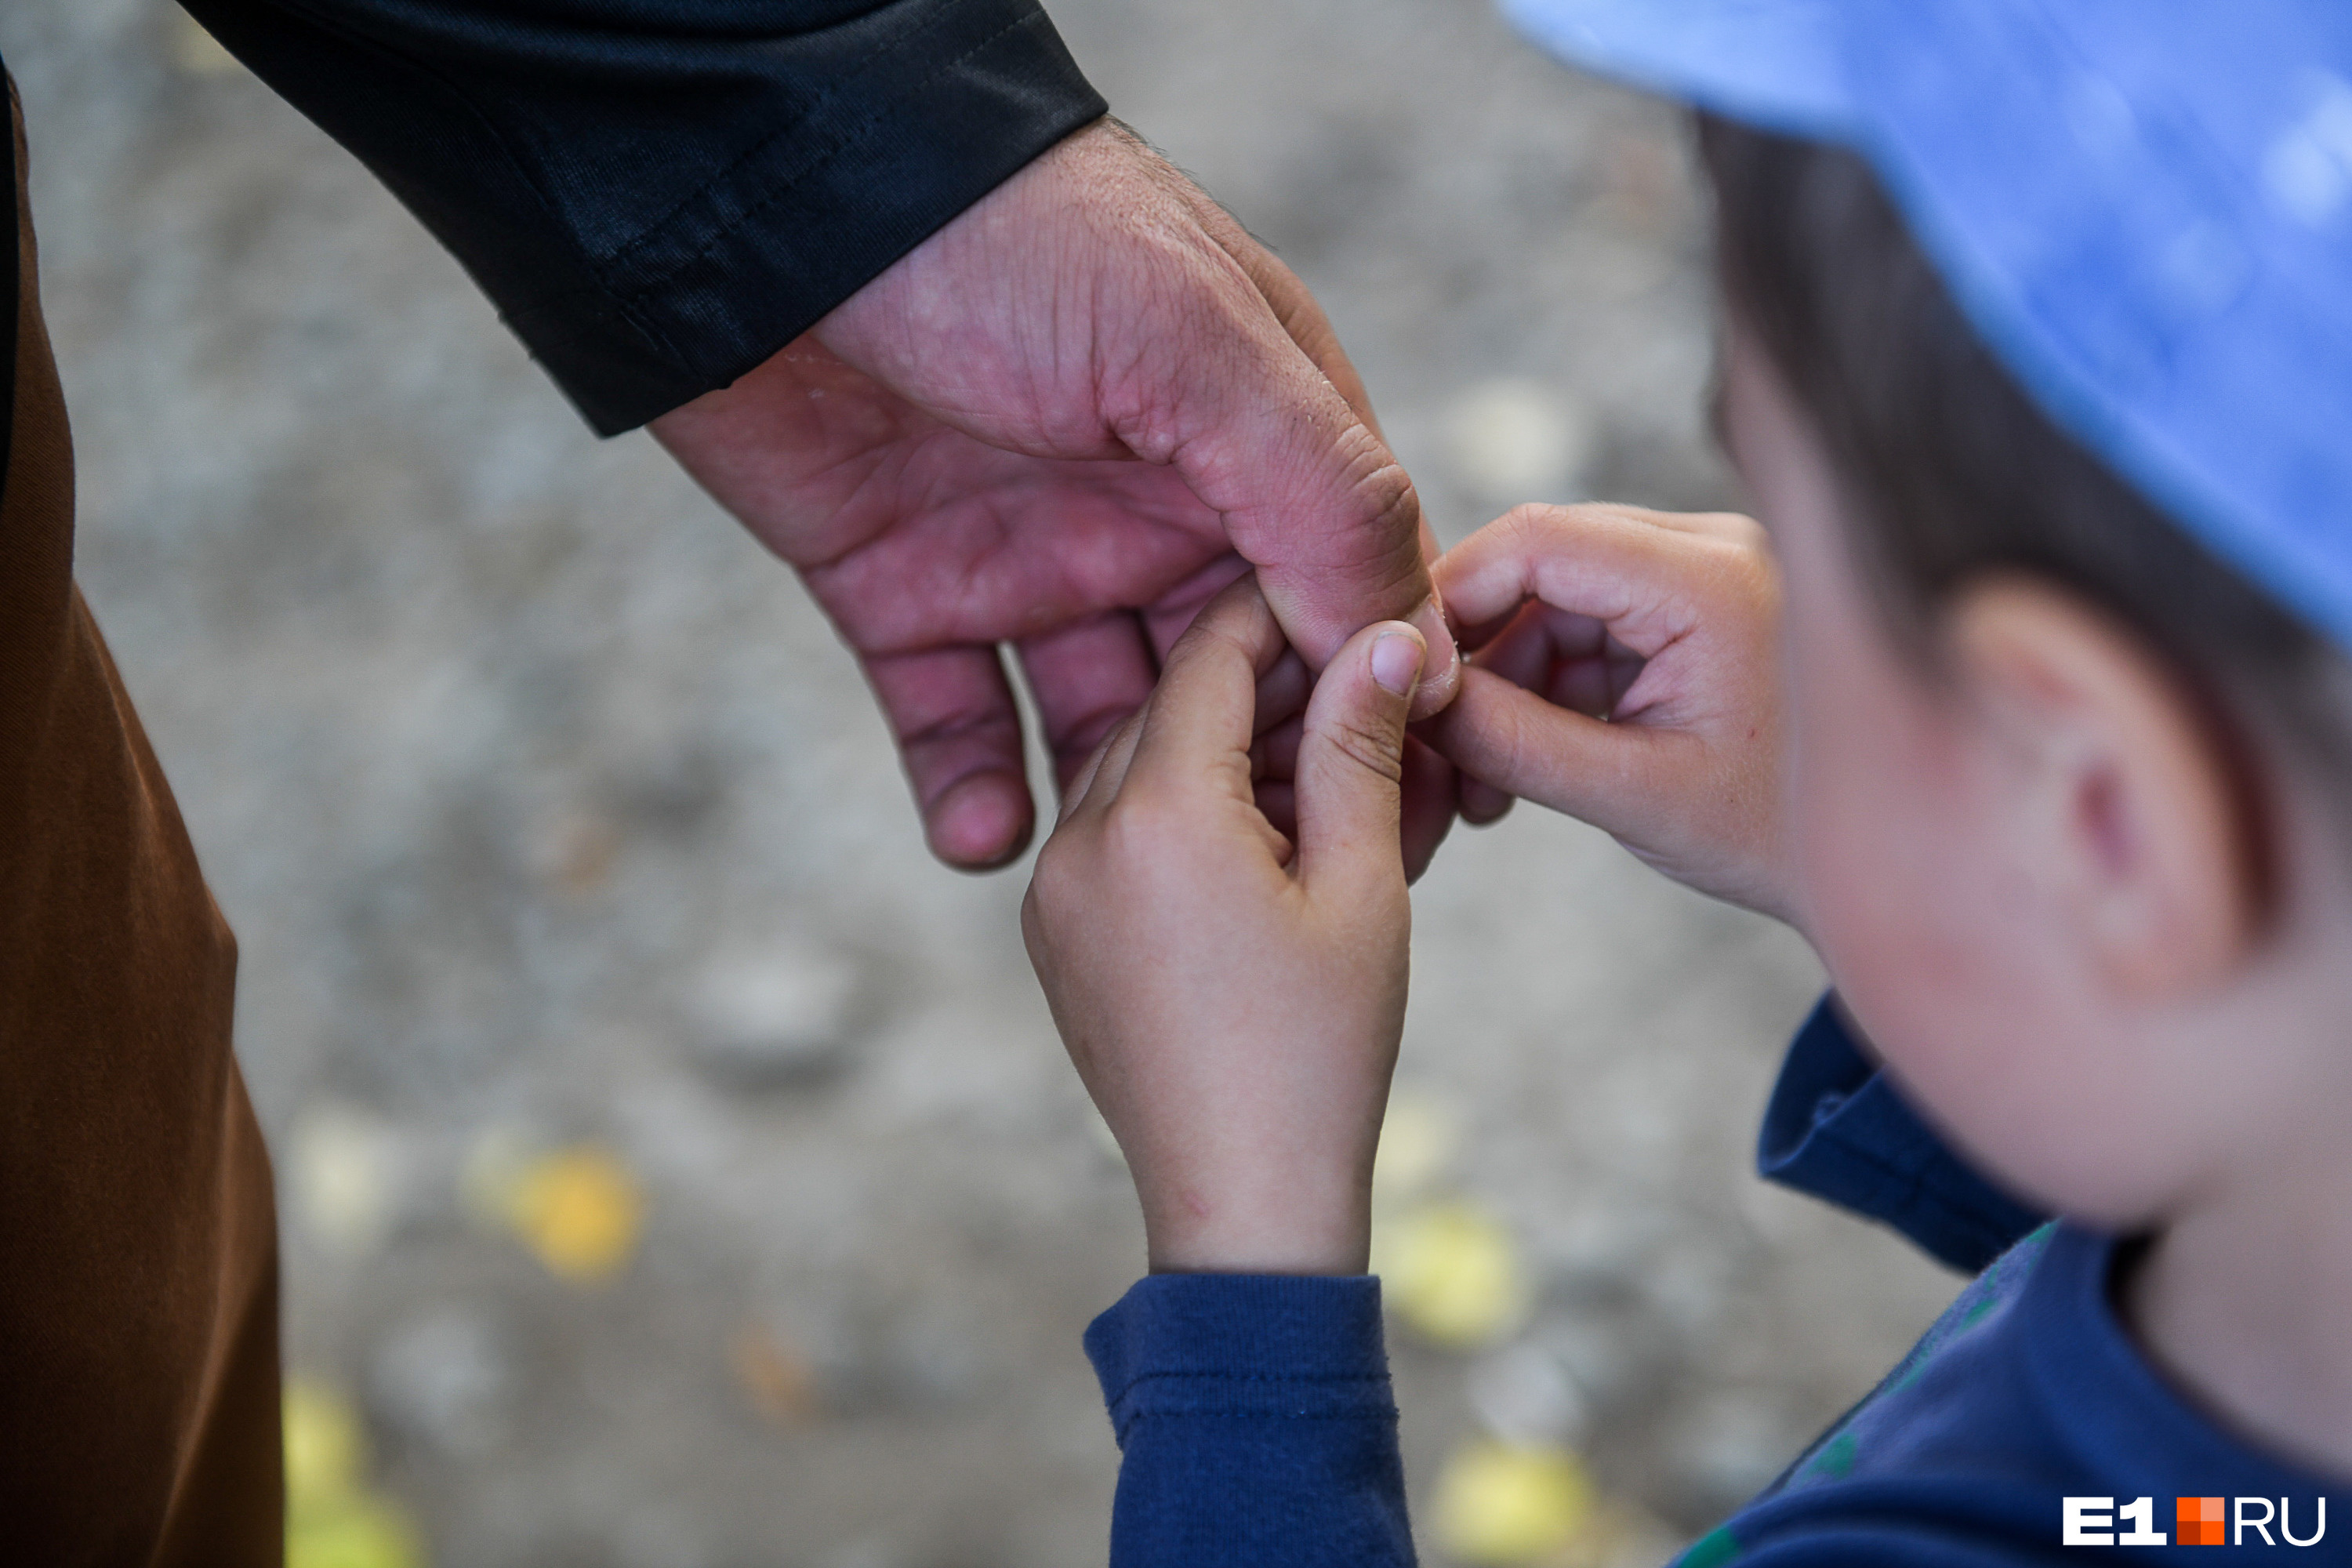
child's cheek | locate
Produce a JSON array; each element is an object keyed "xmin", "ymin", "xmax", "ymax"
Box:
[
  {"xmin": 1782, "ymin": 607, "xmax": 2011, "ymax": 1120},
  {"xmin": 1786, "ymin": 648, "xmax": 2180, "ymax": 1225}
]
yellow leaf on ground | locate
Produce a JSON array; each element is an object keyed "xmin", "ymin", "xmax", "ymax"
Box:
[
  {"xmin": 1373, "ymin": 1200, "xmax": 1530, "ymax": 1349},
  {"xmin": 284, "ymin": 1380, "xmax": 426, "ymax": 1568},
  {"xmin": 508, "ymin": 1145, "xmax": 643, "ymax": 1283},
  {"xmin": 283, "ymin": 1378, "xmax": 364, "ymax": 1505},
  {"xmin": 288, "ymin": 1492, "xmax": 423, "ymax": 1568},
  {"xmin": 1432, "ymin": 1440, "xmax": 1596, "ymax": 1566}
]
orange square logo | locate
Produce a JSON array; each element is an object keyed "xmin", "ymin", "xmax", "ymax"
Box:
[{"xmin": 2176, "ymin": 1497, "xmax": 2226, "ymax": 1546}]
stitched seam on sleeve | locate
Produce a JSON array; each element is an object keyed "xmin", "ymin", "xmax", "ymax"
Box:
[
  {"xmin": 614, "ymin": 8, "xmax": 1054, "ymax": 299},
  {"xmin": 601, "ymin": 0, "xmax": 983, "ymax": 270},
  {"xmin": 1098, "ymin": 1368, "xmax": 1390, "ymax": 1405},
  {"xmin": 1110, "ymin": 1406, "xmax": 1399, "ymax": 1444},
  {"xmin": 1122, "ymin": 1409, "xmax": 1399, "ymax": 1421}
]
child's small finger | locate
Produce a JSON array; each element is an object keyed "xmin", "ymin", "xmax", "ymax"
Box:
[
  {"xmin": 1468, "ymin": 603, "xmax": 1548, "ymax": 687},
  {"xmin": 1434, "ymin": 503, "xmax": 1709, "ymax": 661},
  {"xmin": 1582, "ymin": 501, "xmax": 1764, "ymax": 545},
  {"xmin": 862, "ymin": 642, "xmax": 1036, "ymax": 869},
  {"xmin": 1124, "ymin": 579, "xmax": 1287, "ymax": 797},
  {"xmin": 1294, "ymin": 619, "xmax": 1422, "ymax": 898},
  {"xmin": 1142, "ymin": 553, "xmax": 1255, "ymax": 662},
  {"xmin": 1064, "ymin": 709, "xmax": 1146, "ymax": 822}
]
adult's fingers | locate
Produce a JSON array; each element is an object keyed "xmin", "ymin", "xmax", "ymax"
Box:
[
  {"xmin": 1294, "ymin": 620, "xmax": 1425, "ymax": 899},
  {"xmin": 1087, "ymin": 127, "xmax": 1430, "ymax": 691},
  {"xmin": 1017, "ymin": 612, "xmax": 1159, "ymax": 792},
  {"xmin": 1251, "ymin": 713, "xmax": 1304, "ymax": 782},
  {"xmin": 862, "ymin": 643, "xmax": 1036, "ymax": 869}
]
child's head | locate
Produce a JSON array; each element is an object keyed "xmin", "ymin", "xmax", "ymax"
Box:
[{"xmin": 1697, "ymin": 114, "xmax": 2352, "ymax": 1230}]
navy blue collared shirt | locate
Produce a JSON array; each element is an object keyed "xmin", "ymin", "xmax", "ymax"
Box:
[{"xmin": 1084, "ymin": 999, "xmax": 2350, "ymax": 1565}]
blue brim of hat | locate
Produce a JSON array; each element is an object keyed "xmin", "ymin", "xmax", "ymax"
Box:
[
  {"xmin": 1501, "ymin": 0, "xmax": 2352, "ymax": 661},
  {"xmin": 1499, "ymin": 0, "xmax": 1854, "ymax": 142}
]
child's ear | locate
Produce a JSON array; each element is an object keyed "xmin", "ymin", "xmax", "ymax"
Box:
[{"xmin": 1948, "ymin": 577, "xmax": 2260, "ymax": 1000}]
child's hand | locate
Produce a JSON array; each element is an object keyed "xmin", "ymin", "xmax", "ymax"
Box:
[
  {"xmin": 1422, "ymin": 503, "xmax": 1793, "ymax": 921},
  {"xmin": 1022, "ymin": 581, "xmax": 1426, "ymax": 1276}
]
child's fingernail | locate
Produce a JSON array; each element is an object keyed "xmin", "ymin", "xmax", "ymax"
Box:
[{"xmin": 1371, "ymin": 628, "xmax": 1425, "ymax": 695}]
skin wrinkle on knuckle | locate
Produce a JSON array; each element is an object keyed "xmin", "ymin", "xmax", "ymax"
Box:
[
  {"xmin": 1096, "ymin": 212, "xmax": 1287, "ymax": 467},
  {"xmin": 1498, "ymin": 502, "xmax": 1555, "ymax": 544},
  {"xmin": 1357, "ymin": 468, "xmax": 1428, "ymax": 592},
  {"xmin": 1486, "ymin": 699, "xmax": 1539, "ymax": 793},
  {"xmin": 1321, "ymin": 717, "xmax": 1407, "ymax": 785},
  {"xmin": 895, "ymin": 703, "xmax": 1020, "ymax": 766}
]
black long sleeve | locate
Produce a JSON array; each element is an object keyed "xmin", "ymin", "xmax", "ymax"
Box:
[{"xmin": 179, "ymin": 0, "xmax": 1106, "ymax": 434}]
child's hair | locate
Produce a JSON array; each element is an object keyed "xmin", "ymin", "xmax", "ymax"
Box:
[{"xmin": 1696, "ymin": 114, "xmax": 2352, "ymax": 796}]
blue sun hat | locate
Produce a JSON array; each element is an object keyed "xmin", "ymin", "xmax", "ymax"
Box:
[{"xmin": 1501, "ymin": 0, "xmax": 2352, "ymax": 653}]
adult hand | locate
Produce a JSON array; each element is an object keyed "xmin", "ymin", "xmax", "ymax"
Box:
[{"xmin": 652, "ymin": 119, "xmax": 1460, "ymax": 870}]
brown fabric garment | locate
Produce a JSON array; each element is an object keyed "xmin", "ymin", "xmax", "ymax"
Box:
[{"xmin": 0, "ymin": 78, "xmax": 285, "ymax": 1565}]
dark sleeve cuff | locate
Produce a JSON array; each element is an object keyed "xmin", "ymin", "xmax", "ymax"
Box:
[
  {"xmin": 1083, "ymin": 1275, "xmax": 1414, "ymax": 1568},
  {"xmin": 185, "ymin": 0, "xmax": 1107, "ymax": 434},
  {"xmin": 1758, "ymin": 996, "xmax": 2046, "ymax": 1272}
]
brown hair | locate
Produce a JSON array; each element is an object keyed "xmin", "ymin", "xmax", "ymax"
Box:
[{"xmin": 1697, "ymin": 114, "xmax": 2350, "ymax": 788}]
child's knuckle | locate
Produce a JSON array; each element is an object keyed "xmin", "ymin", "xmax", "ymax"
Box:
[
  {"xmin": 1499, "ymin": 500, "xmax": 1569, "ymax": 539},
  {"xmin": 1103, "ymin": 787, "xmax": 1187, "ymax": 860}
]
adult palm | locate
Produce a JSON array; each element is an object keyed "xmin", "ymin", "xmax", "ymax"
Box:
[{"xmin": 654, "ymin": 121, "xmax": 1457, "ymax": 869}]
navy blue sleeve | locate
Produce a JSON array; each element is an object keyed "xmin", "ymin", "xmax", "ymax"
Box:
[
  {"xmin": 1758, "ymin": 996, "xmax": 2045, "ymax": 1272},
  {"xmin": 1083, "ymin": 1275, "xmax": 1415, "ymax": 1568},
  {"xmin": 179, "ymin": 0, "xmax": 1106, "ymax": 434}
]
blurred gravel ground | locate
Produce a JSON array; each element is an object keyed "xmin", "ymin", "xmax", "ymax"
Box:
[{"xmin": 2, "ymin": 2, "xmax": 1961, "ymax": 1564}]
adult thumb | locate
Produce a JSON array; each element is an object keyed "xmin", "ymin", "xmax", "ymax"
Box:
[{"xmin": 1294, "ymin": 620, "xmax": 1425, "ymax": 895}]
